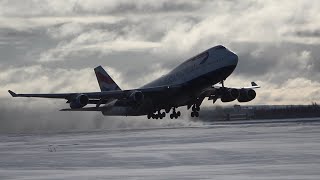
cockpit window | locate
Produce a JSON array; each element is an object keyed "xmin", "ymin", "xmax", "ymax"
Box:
[
  {"xmin": 185, "ymin": 51, "xmax": 209, "ymax": 64},
  {"xmin": 173, "ymin": 51, "xmax": 209, "ymax": 71},
  {"xmin": 213, "ymin": 45, "xmax": 226, "ymax": 50}
]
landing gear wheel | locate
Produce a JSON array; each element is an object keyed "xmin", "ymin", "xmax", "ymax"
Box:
[
  {"xmin": 191, "ymin": 104, "xmax": 200, "ymax": 118},
  {"xmin": 192, "ymin": 106, "xmax": 196, "ymax": 112},
  {"xmin": 196, "ymin": 106, "xmax": 200, "ymax": 111},
  {"xmin": 169, "ymin": 107, "xmax": 181, "ymax": 119},
  {"xmin": 151, "ymin": 110, "xmax": 166, "ymax": 120}
]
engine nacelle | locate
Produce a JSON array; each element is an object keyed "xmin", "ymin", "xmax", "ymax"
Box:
[
  {"xmin": 70, "ymin": 94, "xmax": 89, "ymax": 109},
  {"xmin": 129, "ymin": 91, "xmax": 144, "ymax": 104},
  {"xmin": 237, "ymin": 89, "xmax": 256, "ymax": 102},
  {"xmin": 221, "ymin": 88, "xmax": 239, "ymax": 102}
]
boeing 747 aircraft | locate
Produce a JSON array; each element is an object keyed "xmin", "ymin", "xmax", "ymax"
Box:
[{"xmin": 8, "ymin": 45, "xmax": 260, "ymax": 119}]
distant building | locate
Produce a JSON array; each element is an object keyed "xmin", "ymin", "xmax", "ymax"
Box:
[
  {"xmin": 200, "ymin": 103, "xmax": 320, "ymax": 121},
  {"xmin": 224, "ymin": 105, "xmax": 255, "ymax": 120}
]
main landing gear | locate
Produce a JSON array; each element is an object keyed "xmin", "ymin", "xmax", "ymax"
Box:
[
  {"xmin": 169, "ymin": 107, "xmax": 181, "ymax": 119},
  {"xmin": 147, "ymin": 110, "xmax": 165, "ymax": 119},
  {"xmin": 147, "ymin": 107, "xmax": 181, "ymax": 119},
  {"xmin": 191, "ymin": 104, "xmax": 200, "ymax": 117}
]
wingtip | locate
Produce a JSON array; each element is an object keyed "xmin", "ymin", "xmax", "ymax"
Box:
[{"xmin": 8, "ymin": 90, "xmax": 17, "ymax": 97}]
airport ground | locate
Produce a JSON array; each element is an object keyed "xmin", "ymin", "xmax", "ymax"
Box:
[{"xmin": 1, "ymin": 118, "xmax": 320, "ymax": 179}]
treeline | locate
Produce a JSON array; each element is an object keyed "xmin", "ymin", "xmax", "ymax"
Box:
[
  {"xmin": 198, "ymin": 103, "xmax": 320, "ymax": 121},
  {"xmin": 254, "ymin": 103, "xmax": 320, "ymax": 119}
]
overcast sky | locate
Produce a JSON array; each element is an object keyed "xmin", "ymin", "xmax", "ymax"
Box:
[{"xmin": 1, "ymin": 0, "xmax": 320, "ymax": 132}]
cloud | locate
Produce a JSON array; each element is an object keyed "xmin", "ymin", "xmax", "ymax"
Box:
[
  {"xmin": 1, "ymin": 0, "xmax": 320, "ymax": 132},
  {"xmin": 39, "ymin": 38, "xmax": 161, "ymax": 62},
  {"xmin": 0, "ymin": 65, "xmax": 106, "ymax": 96},
  {"xmin": 0, "ymin": 0, "xmax": 203, "ymax": 18}
]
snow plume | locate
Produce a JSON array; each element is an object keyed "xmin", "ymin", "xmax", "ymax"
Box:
[{"xmin": 0, "ymin": 98, "xmax": 202, "ymax": 133}]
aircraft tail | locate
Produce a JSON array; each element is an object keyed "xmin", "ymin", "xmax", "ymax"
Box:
[{"xmin": 94, "ymin": 66, "xmax": 121, "ymax": 91}]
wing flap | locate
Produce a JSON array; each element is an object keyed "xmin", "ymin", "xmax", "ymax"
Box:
[{"xmin": 60, "ymin": 107, "xmax": 104, "ymax": 111}]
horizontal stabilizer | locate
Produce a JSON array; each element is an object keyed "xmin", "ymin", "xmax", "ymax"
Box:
[
  {"xmin": 250, "ymin": 82, "xmax": 260, "ymax": 88},
  {"xmin": 213, "ymin": 81, "xmax": 260, "ymax": 89}
]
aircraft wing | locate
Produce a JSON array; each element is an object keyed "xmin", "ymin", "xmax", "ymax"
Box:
[
  {"xmin": 8, "ymin": 90, "xmax": 124, "ymax": 100},
  {"xmin": 8, "ymin": 84, "xmax": 182, "ymax": 101},
  {"xmin": 60, "ymin": 107, "xmax": 105, "ymax": 111}
]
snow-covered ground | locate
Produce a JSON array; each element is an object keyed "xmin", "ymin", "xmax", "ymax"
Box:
[{"xmin": 1, "ymin": 119, "xmax": 320, "ymax": 180}]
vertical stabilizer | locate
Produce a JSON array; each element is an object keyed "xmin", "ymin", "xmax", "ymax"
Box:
[{"xmin": 94, "ymin": 66, "xmax": 121, "ymax": 91}]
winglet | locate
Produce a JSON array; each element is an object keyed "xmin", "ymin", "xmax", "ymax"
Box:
[{"xmin": 8, "ymin": 90, "xmax": 18, "ymax": 97}]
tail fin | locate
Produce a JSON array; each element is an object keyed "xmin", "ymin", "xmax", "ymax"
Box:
[{"xmin": 94, "ymin": 66, "xmax": 121, "ymax": 91}]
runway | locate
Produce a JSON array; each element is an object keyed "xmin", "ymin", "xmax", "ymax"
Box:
[{"xmin": 1, "ymin": 118, "xmax": 320, "ymax": 179}]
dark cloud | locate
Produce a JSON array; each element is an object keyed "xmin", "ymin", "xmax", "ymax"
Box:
[
  {"xmin": 0, "ymin": 28, "xmax": 56, "ymax": 66},
  {"xmin": 230, "ymin": 42, "xmax": 320, "ymax": 84},
  {"xmin": 294, "ymin": 30, "xmax": 320, "ymax": 38},
  {"xmin": 0, "ymin": 0, "xmax": 204, "ymax": 17},
  {"xmin": 73, "ymin": 1, "xmax": 203, "ymax": 15}
]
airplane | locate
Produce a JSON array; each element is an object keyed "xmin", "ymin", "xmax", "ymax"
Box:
[{"xmin": 8, "ymin": 45, "xmax": 260, "ymax": 119}]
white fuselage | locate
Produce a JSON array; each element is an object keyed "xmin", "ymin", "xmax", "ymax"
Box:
[
  {"xmin": 143, "ymin": 46, "xmax": 238, "ymax": 88},
  {"xmin": 102, "ymin": 45, "xmax": 238, "ymax": 116}
]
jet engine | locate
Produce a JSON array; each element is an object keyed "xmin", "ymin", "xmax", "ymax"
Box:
[
  {"xmin": 237, "ymin": 89, "xmax": 256, "ymax": 102},
  {"xmin": 70, "ymin": 94, "xmax": 89, "ymax": 109},
  {"xmin": 221, "ymin": 88, "xmax": 239, "ymax": 102},
  {"xmin": 129, "ymin": 91, "xmax": 144, "ymax": 104}
]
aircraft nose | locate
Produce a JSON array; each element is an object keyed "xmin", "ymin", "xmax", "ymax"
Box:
[{"xmin": 230, "ymin": 53, "xmax": 238, "ymax": 66}]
